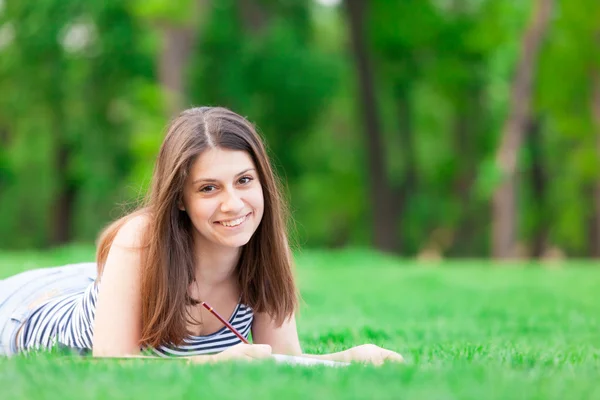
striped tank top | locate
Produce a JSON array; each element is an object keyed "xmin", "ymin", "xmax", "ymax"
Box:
[{"xmin": 17, "ymin": 282, "xmax": 254, "ymax": 357}]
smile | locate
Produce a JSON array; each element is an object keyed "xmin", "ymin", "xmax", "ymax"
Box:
[{"xmin": 217, "ymin": 213, "xmax": 251, "ymax": 228}]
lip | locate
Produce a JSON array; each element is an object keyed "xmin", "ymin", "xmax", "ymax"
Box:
[{"xmin": 215, "ymin": 212, "xmax": 252, "ymax": 227}]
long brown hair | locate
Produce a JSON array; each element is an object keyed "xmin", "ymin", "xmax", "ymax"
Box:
[{"xmin": 95, "ymin": 107, "xmax": 298, "ymax": 348}]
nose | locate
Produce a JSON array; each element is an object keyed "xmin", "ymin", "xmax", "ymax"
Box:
[{"xmin": 220, "ymin": 189, "xmax": 245, "ymax": 214}]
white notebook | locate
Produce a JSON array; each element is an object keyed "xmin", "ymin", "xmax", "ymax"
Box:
[{"xmin": 271, "ymin": 354, "xmax": 350, "ymax": 367}]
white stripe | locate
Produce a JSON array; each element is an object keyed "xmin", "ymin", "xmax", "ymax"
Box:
[{"xmin": 20, "ymin": 282, "xmax": 254, "ymax": 356}]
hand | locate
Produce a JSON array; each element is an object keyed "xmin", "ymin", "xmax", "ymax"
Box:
[
  {"xmin": 345, "ymin": 344, "xmax": 404, "ymax": 366},
  {"xmin": 209, "ymin": 343, "xmax": 273, "ymax": 363}
]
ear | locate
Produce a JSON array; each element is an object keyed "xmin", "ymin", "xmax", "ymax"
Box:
[{"xmin": 178, "ymin": 198, "xmax": 185, "ymax": 211}]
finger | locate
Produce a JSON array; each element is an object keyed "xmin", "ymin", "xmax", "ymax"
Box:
[
  {"xmin": 383, "ymin": 351, "xmax": 404, "ymax": 363},
  {"xmin": 248, "ymin": 344, "xmax": 272, "ymax": 358},
  {"xmin": 231, "ymin": 351, "xmax": 255, "ymax": 362},
  {"xmin": 371, "ymin": 355, "xmax": 385, "ymax": 367}
]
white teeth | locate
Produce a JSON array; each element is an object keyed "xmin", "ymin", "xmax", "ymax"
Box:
[{"xmin": 220, "ymin": 215, "xmax": 246, "ymax": 227}]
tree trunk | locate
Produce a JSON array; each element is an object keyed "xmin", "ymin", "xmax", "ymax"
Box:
[
  {"xmin": 0, "ymin": 127, "xmax": 8, "ymax": 145},
  {"xmin": 49, "ymin": 87, "xmax": 74, "ymax": 246},
  {"xmin": 451, "ymin": 80, "xmax": 484, "ymax": 256},
  {"xmin": 590, "ymin": 70, "xmax": 600, "ymax": 257},
  {"xmin": 491, "ymin": 0, "xmax": 553, "ymax": 259},
  {"xmin": 527, "ymin": 116, "xmax": 548, "ymax": 258},
  {"xmin": 52, "ymin": 142, "xmax": 76, "ymax": 246},
  {"xmin": 158, "ymin": 26, "xmax": 195, "ymax": 116},
  {"xmin": 238, "ymin": 0, "xmax": 269, "ymax": 33},
  {"xmin": 157, "ymin": 0, "xmax": 210, "ymax": 117},
  {"xmin": 344, "ymin": 0, "xmax": 397, "ymax": 252},
  {"xmin": 394, "ymin": 85, "xmax": 416, "ymax": 254}
]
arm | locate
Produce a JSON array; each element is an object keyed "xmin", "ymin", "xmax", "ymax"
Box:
[
  {"xmin": 92, "ymin": 216, "xmax": 215, "ymax": 362},
  {"xmin": 92, "ymin": 215, "xmax": 147, "ymax": 357},
  {"xmin": 251, "ymin": 312, "xmax": 303, "ymax": 356},
  {"xmin": 92, "ymin": 215, "xmax": 267, "ymax": 364},
  {"xmin": 251, "ymin": 312, "xmax": 403, "ymax": 365},
  {"xmin": 251, "ymin": 312, "xmax": 350, "ymax": 362}
]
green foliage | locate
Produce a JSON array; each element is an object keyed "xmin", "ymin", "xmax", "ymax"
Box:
[
  {"xmin": 188, "ymin": 0, "xmax": 339, "ymax": 180},
  {"xmin": 0, "ymin": 0, "xmax": 152, "ymax": 247},
  {"xmin": 186, "ymin": 0, "xmax": 348, "ymax": 247},
  {"xmin": 1, "ymin": 0, "xmax": 600, "ymax": 257},
  {"xmin": 130, "ymin": 0, "xmax": 197, "ymax": 25},
  {"xmin": 534, "ymin": 0, "xmax": 600, "ymax": 254}
]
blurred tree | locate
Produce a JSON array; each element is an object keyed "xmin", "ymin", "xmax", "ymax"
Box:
[
  {"xmin": 492, "ymin": 0, "xmax": 553, "ymax": 258},
  {"xmin": 351, "ymin": 0, "xmax": 496, "ymax": 255},
  {"xmin": 131, "ymin": 0, "xmax": 210, "ymax": 116},
  {"xmin": 0, "ymin": 0, "xmax": 150, "ymax": 247},
  {"xmin": 2, "ymin": 0, "xmax": 600, "ymax": 259},
  {"xmin": 72, "ymin": 1, "xmax": 153, "ymax": 241},
  {"xmin": 536, "ymin": 0, "xmax": 600, "ymax": 257},
  {"xmin": 525, "ymin": 115, "xmax": 549, "ymax": 258},
  {"xmin": 374, "ymin": 0, "xmax": 493, "ymax": 257},
  {"xmin": 593, "ymin": 58, "xmax": 600, "ymax": 256},
  {"xmin": 423, "ymin": 0, "xmax": 495, "ymax": 257},
  {"xmin": 188, "ymin": 0, "xmax": 337, "ymax": 182},
  {"xmin": 343, "ymin": 0, "xmax": 397, "ymax": 252}
]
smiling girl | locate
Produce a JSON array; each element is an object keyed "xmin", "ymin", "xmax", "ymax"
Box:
[{"xmin": 0, "ymin": 107, "xmax": 403, "ymax": 365}]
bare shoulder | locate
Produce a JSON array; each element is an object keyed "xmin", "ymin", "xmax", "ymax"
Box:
[
  {"xmin": 101, "ymin": 213, "xmax": 152, "ymax": 277},
  {"xmin": 94, "ymin": 213, "xmax": 149, "ymax": 355},
  {"xmin": 112, "ymin": 213, "xmax": 152, "ymax": 249}
]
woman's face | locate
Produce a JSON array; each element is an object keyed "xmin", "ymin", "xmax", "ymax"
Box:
[{"xmin": 181, "ymin": 147, "xmax": 264, "ymax": 250}]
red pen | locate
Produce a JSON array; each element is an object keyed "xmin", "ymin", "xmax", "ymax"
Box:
[{"xmin": 201, "ymin": 301, "xmax": 250, "ymax": 344}]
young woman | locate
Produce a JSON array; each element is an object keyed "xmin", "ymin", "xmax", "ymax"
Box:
[{"xmin": 0, "ymin": 107, "xmax": 403, "ymax": 365}]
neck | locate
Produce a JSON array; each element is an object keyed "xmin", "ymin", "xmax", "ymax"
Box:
[{"xmin": 193, "ymin": 239, "xmax": 241, "ymax": 286}]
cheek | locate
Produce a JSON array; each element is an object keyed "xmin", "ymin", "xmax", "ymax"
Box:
[
  {"xmin": 188, "ymin": 199, "xmax": 217, "ymax": 221},
  {"xmin": 252, "ymin": 188, "xmax": 265, "ymax": 212}
]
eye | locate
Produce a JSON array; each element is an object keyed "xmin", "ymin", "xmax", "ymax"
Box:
[
  {"xmin": 199, "ymin": 185, "xmax": 217, "ymax": 193},
  {"xmin": 238, "ymin": 176, "xmax": 254, "ymax": 185}
]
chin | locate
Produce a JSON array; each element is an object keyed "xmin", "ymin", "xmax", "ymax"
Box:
[
  {"xmin": 221, "ymin": 240, "xmax": 250, "ymax": 248},
  {"xmin": 218, "ymin": 235, "xmax": 254, "ymax": 249}
]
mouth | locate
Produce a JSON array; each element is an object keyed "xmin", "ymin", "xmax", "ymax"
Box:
[{"xmin": 215, "ymin": 212, "xmax": 252, "ymax": 228}]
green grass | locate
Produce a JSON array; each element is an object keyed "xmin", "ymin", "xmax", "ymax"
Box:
[{"xmin": 1, "ymin": 245, "xmax": 599, "ymax": 399}]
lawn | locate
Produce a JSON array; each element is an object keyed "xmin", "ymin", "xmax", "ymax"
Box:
[{"xmin": 1, "ymin": 245, "xmax": 599, "ymax": 399}]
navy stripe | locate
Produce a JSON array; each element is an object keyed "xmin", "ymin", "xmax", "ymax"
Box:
[
  {"xmin": 179, "ymin": 332, "xmax": 239, "ymax": 348},
  {"xmin": 152, "ymin": 336, "xmax": 244, "ymax": 357},
  {"xmin": 19, "ymin": 282, "xmax": 254, "ymax": 357}
]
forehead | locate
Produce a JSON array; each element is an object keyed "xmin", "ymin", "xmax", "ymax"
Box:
[{"xmin": 189, "ymin": 148, "xmax": 255, "ymax": 179}]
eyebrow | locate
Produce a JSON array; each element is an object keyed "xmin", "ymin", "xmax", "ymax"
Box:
[{"xmin": 192, "ymin": 168, "xmax": 256, "ymax": 185}]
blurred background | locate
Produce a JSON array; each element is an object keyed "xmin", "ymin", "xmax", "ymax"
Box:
[{"xmin": 0, "ymin": 0, "xmax": 598, "ymax": 260}]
